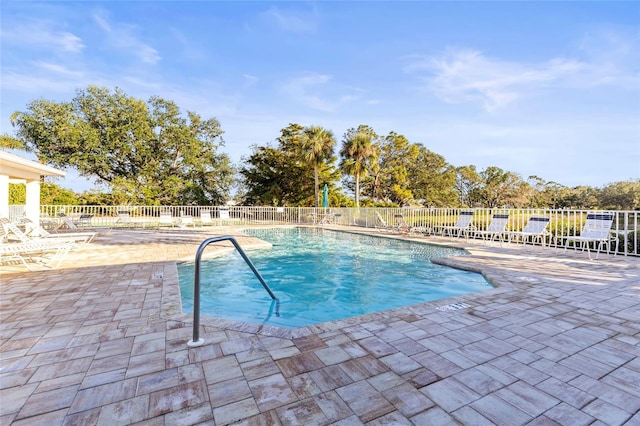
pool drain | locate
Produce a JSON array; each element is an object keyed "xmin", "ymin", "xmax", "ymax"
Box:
[{"xmin": 436, "ymin": 302, "xmax": 470, "ymax": 311}]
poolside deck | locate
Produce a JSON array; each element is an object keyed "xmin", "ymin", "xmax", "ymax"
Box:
[{"xmin": 1, "ymin": 227, "xmax": 639, "ymax": 425}]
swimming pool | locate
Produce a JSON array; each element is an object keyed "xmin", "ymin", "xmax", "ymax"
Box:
[{"xmin": 178, "ymin": 228, "xmax": 492, "ymax": 328}]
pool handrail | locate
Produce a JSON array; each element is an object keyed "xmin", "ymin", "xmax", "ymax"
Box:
[{"xmin": 188, "ymin": 235, "xmax": 278, "ymax": 348}]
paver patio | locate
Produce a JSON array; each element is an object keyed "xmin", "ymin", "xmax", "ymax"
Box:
[{"xmin": 1, "ymin": 226, "xmax": 639, "ymax": 425}]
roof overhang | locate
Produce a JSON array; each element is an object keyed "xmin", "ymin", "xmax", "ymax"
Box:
[{"xmin": 0, "ymin": 151, "xmax": 66, "ymax": 181}]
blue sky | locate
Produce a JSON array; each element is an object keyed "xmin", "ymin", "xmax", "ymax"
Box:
[{"xmin": 1, "ymin": 1, "xmax": 639, "ymax": 192}]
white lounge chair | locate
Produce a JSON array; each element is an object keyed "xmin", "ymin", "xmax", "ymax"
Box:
[
  {"xmin": 200, "ymin": 210, "xmax": 213, "ymax": 226},
  {"xmin": 394, "ymin": 214, "xmax": 411, "ymax": 233},
  {"xmin": 17, "ymin": 217, "xmax": 97, "ymax": 244},
  {"xmin": 57, "ymin": 212, "xmax": 111, "ymax": 233},
  {"xmin": 1, "ymin": 238, "xmax": 74, "ymax": 271},
  {"xmin": 179, "ymin": 214, "xmax": 195, "ymax": 228},
  {"xmin": 473, "ymin": 213, "xmax": 510, "ymax": 243},
  {"xmin": 440, "ymin": 211, "xmax": 474, "ymax": 237},
  {"xmin": 319, "ymin": 211, "xmax": 338, "ymax": 225},
  {"xmin": 560, "ymin": 213, "xmax": 616, "ymax": 259},
  {"xmin": 159, "ymin": 211, "xmax": 175, "ymax": 227},
  {"xmin": 505, "ymin": 216, "xmax": 551, "ymax": 247},
  {"xmin": 375, "ymin": 211, "xmax": 393, "ymax": 231},
  {"xmin": 393, "ymin": 213, "xmax": 428, "ymax": 234},
  {"xmin": 1, "ymin": 218, "xmax": 91, "ymax": 246},
  {"xmin": 374, "ymin": 212, "xmax": 404, "ymax": 233}
]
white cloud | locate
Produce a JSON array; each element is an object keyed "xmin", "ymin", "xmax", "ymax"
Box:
[
  {"xmin": 92, "ymin": 11, "xmax": 161, "ymax": 65},
  {"xmin": 93, "ymin": 13, "xmax": 112, "ymax": 33},
  {"xmin": 280, "ymin": 73, "xmax": 360, "ymax": 113},
  {"xmin": 1, "ymin": 20, "xmax": 85, "ymax": 53},
  {"xmin": 32, "ymin": 61, "xmax": 84, "ymax": 78},
  {"xmin": 260, "ymin": 6, "xmax": 319, "ymax": 34},
  {"xmin": 406, "ymin": 32, "xmax": 639, "ymax": 112},
  {"xmin": 243, "ymin": 74, "xmax": 259, "ymax": 88},
  {"xmin": 2, "ymin": 72, "xmax": 74, "ymax": 94},
  {"xmin": 572, "ymin": 29, "xmax": 640, "ymax": 89},
  {"xmin": 406, "ymin": 49, "xmax": 589, "ymax": 111}
]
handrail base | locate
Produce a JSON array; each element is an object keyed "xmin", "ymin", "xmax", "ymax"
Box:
[{"xmin": 187, "ymin": 338, "xmax": 205, "ymax": 347}]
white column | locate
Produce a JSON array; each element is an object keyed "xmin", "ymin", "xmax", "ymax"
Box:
[
  {"xmin": 0, "ymin": 175, "xmax": 8, "ymax": 219},
  {"xmin": 25, "ymin": 179, "xmax": 41, "ymax": 228}
]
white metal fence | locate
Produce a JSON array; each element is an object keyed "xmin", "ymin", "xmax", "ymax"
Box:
[{"xmin": 7, "ymin": 205, "xmax": 639, "ymax": 257}]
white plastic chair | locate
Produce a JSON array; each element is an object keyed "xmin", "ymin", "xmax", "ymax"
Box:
[
  {"xmin": 19, "ymin": 217, "xmax": 97, "ymax": 243},
  {"xmin": 1, "ymin": 238, "xmax": 74, "ymax": 271},
  {"xmin": 505, "ymin": 216, "xmax": 551, "ymax": 247},
  {"xmin": 116, "ymin": 211, "xmax": 134, "ymax": 227},
  {"xmin": 561, "ymin": 213, "xmax": 616, "ymax": 259},
  {"xmin": 440, "ymin": 211, "xmax": 474, "ymax": 237},
  {"xmin": 179, "ymin": 214, "xmax": 195, "ymax": 228},
  {"xmin": 473, "ymin": 213, "xmax": 510, "ymax": 243},
  {"xmin": 159, "ymin": 211, "xmax": 175, "ymax": 227},
  {"xmin": 200, "ymin": 210, "xmax": 213, "ymax": 226},
  {"xmin": 375, "ymin": 211, "xmax": 390, "ymax": 230},
  {"xmin": 1, "ymin": 217, "xmax": 91, "ymax": 246}
]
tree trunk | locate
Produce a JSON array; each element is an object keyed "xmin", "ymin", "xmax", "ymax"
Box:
[
  {"xmin": 355, "ymin": 171, "xmax": 360, "ymax": 207},
  {"xmin": 314, "ymin": 166, "xmax": 319, "ymax": 208}
]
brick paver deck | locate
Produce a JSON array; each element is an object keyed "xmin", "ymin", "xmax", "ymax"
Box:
[{"xmin": 1, "ymin": 226, "xmax": 638, "ymax": 425}]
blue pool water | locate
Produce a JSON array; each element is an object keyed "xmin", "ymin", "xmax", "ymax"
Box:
[{"xmin": 178, "ymin": 228, "xmax": 492, "ymax": 328}]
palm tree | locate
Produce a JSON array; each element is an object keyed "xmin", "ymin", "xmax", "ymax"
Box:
[
  {"xmin": 301, "ymin": 126, "xmax": 335, "ymax": 207},
  {"xmin": 339, "ymin": 129, "xmax": 379, "ymax": 207}
]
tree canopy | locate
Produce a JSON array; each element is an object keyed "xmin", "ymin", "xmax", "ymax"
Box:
[
  {"xmin": 10, "ymin": 86, "xmax": 234, "ymax": 205},
  {"xmin": 339, "ymin": 125, "xmax": 380, "ymax": 207},
  {"xmin": 239, "ymin": 123, "xmax": 341, "ymax": 206}
]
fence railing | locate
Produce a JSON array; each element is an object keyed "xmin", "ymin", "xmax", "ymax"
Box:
[{"xmin": 7, "ymin": 205, "xmax": 639, "ymax": 257}]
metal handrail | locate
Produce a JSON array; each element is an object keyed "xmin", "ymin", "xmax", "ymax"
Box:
[{"xmin": 187, "ymin": 235, "xmax": 278, "ymax": 347}]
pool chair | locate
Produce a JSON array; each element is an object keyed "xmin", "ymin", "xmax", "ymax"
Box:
[
  {"xmin": 319, "ymin": 211, "xmax": 339, "ymax": 225},
  {"xmin": 75, "ymin": 214, "xmax": 94, "ymax": 227},
  {"xmin": 199, "ymin": 210, "xmax": 214, "ymax": 226},
  {"xmin": 559, "ymin": 213, "xmax": 616, "ymax": 260},
  {"xmin": 1, "ymin": 239, "xmax": 74, "ymax": 271},
  {"xmin": 58, "ymin": 212, "xmax": 93, "ymax": 229},
  {"xmin": 472, "ymin": 213, "xmax": 510, "ymax": 243},
  {"xmin": 179, "ymin": 214, "xmax": 196, "ymax": 228},
  {"xmin": 375, "ymin": 211, "xmax": 393, "ymax": 231},
  {"xmin": 393, "ymin": 213, "xmax": 428, "ymax": 235},
  {"xmin": 440, "ymin": 211, "xmax": 475, "ymax": 238},
  {"xmin": 393, "ymin": 214, "xmax": 411, "ymax": 233},
  {"xmin": 504, "ymin": 216, "xmax": 551, "ymax": 247},
  {"xmin": 158, "ymin": 211, "xmax": 176, "ymax": 227},
  {"xmin": 16, "ymin": 217, "xmax": 97, "ymax": 244},
  {"xmin": 115, "ymin": 211, "xmax": 134, "ymax": 227},
  {"xmin": 1, "ymin": 217, "xmax": 92, "ymax": 246}
]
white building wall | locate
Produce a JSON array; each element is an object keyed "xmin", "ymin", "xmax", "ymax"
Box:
[
  {"xmin": 0, "ymin": 175, "xmax": 8, "ymax": 219},
  {"xmin": 25, "ymin": 180, "xmax": 41, "ymax": 228}
]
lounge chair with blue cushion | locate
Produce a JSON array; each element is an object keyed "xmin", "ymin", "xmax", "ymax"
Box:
[
  {"xmin": 472, "ymin": 213, "xmax": 510, "ymax": 243},
  {"xmin": 560, "ymin": 213, "xmax": 616, "ymax": 259},
  {"xmin": 440, "ymin": 211, "xmax": 474, "ymax": 237},
  {"xmin": 505, "ymin": 216, "xmax": 551, "ymax": 247}
]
